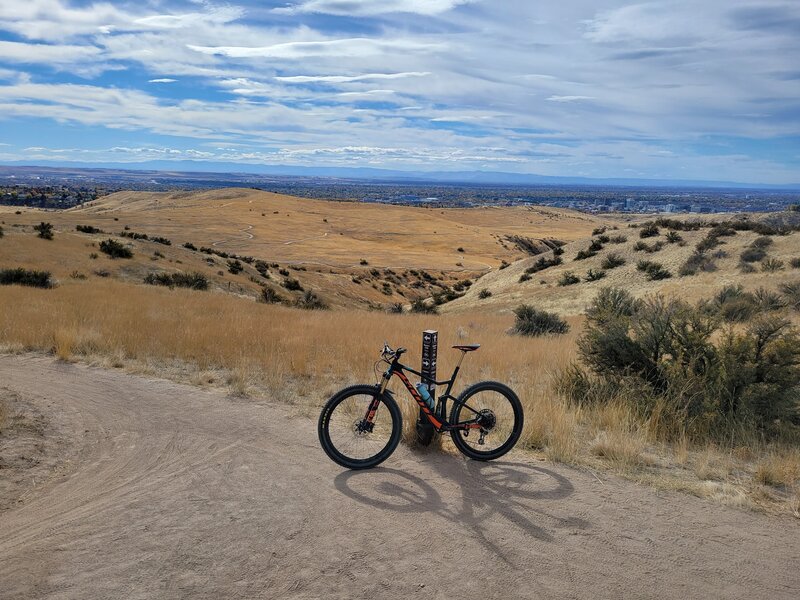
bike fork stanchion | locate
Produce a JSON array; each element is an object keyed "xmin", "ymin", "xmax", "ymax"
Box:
[{"xmin": 416, "ymin": 330, "xmax": 438, "ymax": 446}]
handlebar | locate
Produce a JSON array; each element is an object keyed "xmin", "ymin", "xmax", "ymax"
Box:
[{"xmin": 381, "ymin": 342, "xmax": 406, "ymax": 362}]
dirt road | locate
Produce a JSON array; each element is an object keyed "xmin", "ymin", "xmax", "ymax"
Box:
[{"xmin": 1, "ymin": 356, "xmax": 798, "ymax": 599}]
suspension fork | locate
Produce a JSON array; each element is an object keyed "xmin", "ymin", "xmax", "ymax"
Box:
[{"xmin": 364, "ymin": 367, "xmax": 392, "ymax": 423}]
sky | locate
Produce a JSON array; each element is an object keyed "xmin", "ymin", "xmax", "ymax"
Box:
[{"xmin": 0, "ymin": 0, "xmax": 798, "ymax": 184}]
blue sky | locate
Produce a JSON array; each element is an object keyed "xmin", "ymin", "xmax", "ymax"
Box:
[{"xmin": 0, "ymin": 0, "xmax": 798, "ymax": 184}]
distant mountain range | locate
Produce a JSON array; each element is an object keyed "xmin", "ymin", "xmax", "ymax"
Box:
[{"xmin": 1, "ymin": 160, "xmax": 799, "ymax": 190}]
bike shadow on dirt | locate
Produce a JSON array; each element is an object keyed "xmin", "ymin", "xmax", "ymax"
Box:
[{"xmin": 334, "ymin": 457, "xmax": 589, "ymax": 563}]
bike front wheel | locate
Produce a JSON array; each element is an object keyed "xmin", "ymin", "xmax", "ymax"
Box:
[
  {"xmin": 449, "ymin": 381, "xmax": 523, "ymax": 461},
  {"xmin": 318, "ymin": 384, "xmax": 402, "ymax": 469}
]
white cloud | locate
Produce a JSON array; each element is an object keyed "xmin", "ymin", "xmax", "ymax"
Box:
[
  {"xmin": 275, "ymin": 0, "xmax": 478, "ymax": 16},
  {"xmin": 0, "ymin": 1, "xmax": 798, "ymax": 182},
  {"xmin": 275, "ymin": 72, "xmax": 430, "ymax": 83},
  {"xmin": 133, "ymin": 6, "xmax": 244, "ymax": 29},
  {"xmin": 188, "ymin": 38, "xmax": 442, "ymax": 59},
  {"xmin": 0, "ymin": 40, "xmax": 101, "ymax": 64},
  {"xmin": 547, "ymin": 95, "xmax": 595, "ymax": 103}
]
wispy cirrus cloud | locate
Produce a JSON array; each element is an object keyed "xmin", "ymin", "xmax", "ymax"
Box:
[
  {"xmin": 274, "ymin": 0, "xmax": 478, "ymax": 16},
  {"xmin": 275, "ymin": 72, "xmax": 430, "ymax": 83},
  {"xmin": 0, "ymin": 40, "xmax": 101, "ymax": 64},
  {"xmin": 188, "ymin": 38, "xmax": 443, "ymax": 59}
]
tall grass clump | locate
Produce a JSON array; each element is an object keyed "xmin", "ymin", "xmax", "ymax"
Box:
[{"xmin": 511, "ymin": 305, "xmax": 569, "ymax": 336}]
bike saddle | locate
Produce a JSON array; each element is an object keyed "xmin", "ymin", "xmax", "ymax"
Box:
[{"xmin": 452, "ymin": 344, "xmax": 480, "ymax": 352}]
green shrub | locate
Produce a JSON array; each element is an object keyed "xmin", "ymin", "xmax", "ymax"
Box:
[
  {"xmin": 478, "ymin": 289, "xmax": 492, "ymax": 299},
  {"xmin": 410, "ymin": 298, "xmax": 438, "ymax": 314},
  {"xmin": 762, "ymin": 258, "xmax": 784, "ymax": 272},
  {"xmin": 99, "ymin": 239, "xmax": 133, "ymax": 258},
  {"xmin": 76, "ymin": 224, "xmax": 103, "ymax": 234},
  {"xmin": 574, "ymin": 248, "xmax": 597, "ymax": 261},
  {"xmin": 512, "ymin": 305, "xmax": 569, "ymax": 336},
  {"xmin": 751, "ymin": 236, "xmax": 774, "ymax": 248},
  {"xmin": 680, "ymin": 252, "xmax": 717, "ymax": 276},
  {"xmin": 710, "ymin": 225, "xmax": 736, "ymax": 237},
  {"xmin": 34, "ymin": 222, "xmax": 54, "ymax": 240},
  {"xmin": 143, "ymin": 271, "xmax": 209, "ymax": 290},
  {"xmin": 636, "ymin": 260, "xmax": 671, "ymax": 280},
  {"xmin": 519, "ymin": 273, "xmax": 532, "ymax": 283},
  {"xmin": 574, "ymin": 287, "xmax": 800, "ymax": 435},
  {"xmin": 739, "ymin": 261, "xmax": 757, "ymax": 273},
  {"xmin": 552, "ymin": 246, "xmax": 565, "ymax": 256},
  {"xmin": 295, "ymin": 289, "xmax": 329, "ymax": 310},
  {"xmin": 0, "ymin": 267, "xmax": 52, "ymax": 288},
  {"xmin": 585, "ymin": 269, "xmax": 606, "ymax": 282},
  {"xmin": 150, "ymin": 236, "xmax": 172, "ymax": 246},
  {"xmin": 601, "ymin": 253, "xmax": 625, "ymax": 269},
  {"xmin": 608, "ymin": 235, "xmax": 627, "ymax": 244},
  {"xmin": 525, "ymin": 255, "xmax": 562, "ymax": 274},
  {"xmin": 282, "ymin": 277, "xmax": 303, "ymax": 291},
  {"xmin": 780, "ymin": 282, "xmax": 800, "ymax": 310},
  {"xmin": 665, "ymin": 231, "xmax": 683, "ymax": 243},
  {"xmin": 183, "ymin": 242, "xmax": 197, "ymax": 251},
  {"xmin": 432, "ymin": 287, "xmax": 462, "ymax": 305},
  {"xmin": 558, "ymin": 271, "xmax": 580, "ymax": 286},
  {"xmin": 633, "ymin": 241, "xmax": 663, "ymax": 253},
  {"xmin": 260, "ymin": 287, "xmax": 284, "ymax": 304},
  {"xmin": 227, "ymin": 259, "xmax": 244, "ymax": 275},
  {"xmin": 639, "ymin": 223, "xmax": 660, "ymax": 238},
  {"xmin": 386, "ymin": 302, "xmax": 404, "ymax": 313},
  {"xmin": 790, "ymin": 258, "xmax": 800, "ymax": 269},
  {"xmin": 0, "ymin": 225, "xmax": 3, "ymax": 238},
  {"xmin": 588, "ymin": 239, "xmax": 604, "ymax": 252},
  {"xmin": 753, "ymin": 288, "xmax": 785, "ymax": 312},
  {"xmin": 740, "ymin": 246, "xmax": 767, "ymax": 263},
  {"xmin": 120, "ymin": 230, "xmax": 148, "ymax": 240}
]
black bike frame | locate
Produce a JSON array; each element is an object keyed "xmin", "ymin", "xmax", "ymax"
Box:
[{"xmin": 367, "ymin": 351, "xmax": 483, "ymax": 433}]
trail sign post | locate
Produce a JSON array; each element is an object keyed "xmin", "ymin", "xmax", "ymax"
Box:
[{"xmin": 417, "ymin": 330, "xmax": 438, "ymax": 446}]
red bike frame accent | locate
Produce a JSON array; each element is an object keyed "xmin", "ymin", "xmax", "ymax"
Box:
[{"xmin": 364, "ymin": 349, "xmax": 483, "ymax": 433}]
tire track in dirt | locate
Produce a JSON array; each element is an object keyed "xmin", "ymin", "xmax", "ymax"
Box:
[{"xmin": 0, "ymin": 355, "xmax": 798, "ymax": 599}]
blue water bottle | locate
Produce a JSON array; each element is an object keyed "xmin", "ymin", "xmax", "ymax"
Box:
[{"xmin": 415, "ymin": 382, "xmax": 435, "ymax": 410}]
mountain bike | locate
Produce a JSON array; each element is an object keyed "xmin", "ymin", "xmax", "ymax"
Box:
[{"xmin": 318, "ymin": 342, "xmax": 524, "ymax": 469}]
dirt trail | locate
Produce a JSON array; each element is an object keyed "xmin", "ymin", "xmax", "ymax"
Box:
[{"xmin": 0, "ymin": 355, "xmax": 798, "ymax": 599}]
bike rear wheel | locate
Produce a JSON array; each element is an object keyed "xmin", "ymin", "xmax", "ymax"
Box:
[
  {"xmin": 318, "ymin": 385, "xmax": 402, "ymax": 469},
  {"xmin": 449, "ymin": 381, "xmax": 523, "ymax": 461}
]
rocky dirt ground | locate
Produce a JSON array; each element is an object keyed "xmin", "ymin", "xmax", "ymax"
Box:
[{"xmin": 1, "ymin": 355, "xmax": 798, "ymax": 599}]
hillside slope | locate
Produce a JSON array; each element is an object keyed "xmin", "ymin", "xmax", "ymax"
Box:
[
  {"xmin": 446, "ymin": 216, "xmax": 800, "ymax": 315},
  {"xmin": 2, "ymin": 188, "xmax": 602, "ymax": 309}
]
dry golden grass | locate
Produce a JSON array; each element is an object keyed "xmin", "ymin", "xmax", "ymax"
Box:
[
  {"xmin": 755, "ymin": 450, "xmax": 800, "ymax": 487},
  {"xmin": 2, "ymin": 257, "xmax": 799, "ymax": 515},
  {"xmin": 1, "ymin": 189, "xmax": 601, "ymax": 310},
  {"xmin": 66, "ymin": 188, "xmax": 600, "ymax": 271}
]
